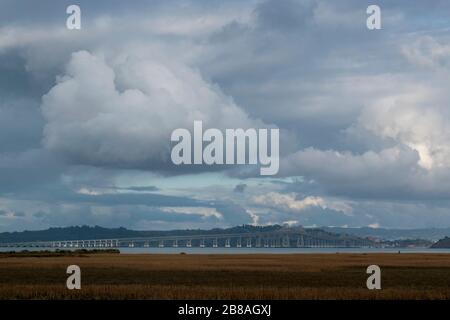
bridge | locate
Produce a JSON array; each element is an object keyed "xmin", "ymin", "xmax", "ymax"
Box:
[{"xmin": 0, "ymin": 229, "xmax": 373, "ymax": 249}]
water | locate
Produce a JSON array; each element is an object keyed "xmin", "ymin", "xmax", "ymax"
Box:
[
  {"xmin": 118, "ymin": 247, "xmax": 450, "ymax": 254},
  {"xmin": 2, "ymin": 246, "xmax": 450, "ymax": 254}
]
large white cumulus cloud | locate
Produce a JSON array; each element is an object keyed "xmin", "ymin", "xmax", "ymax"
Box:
[
  {"xmin": 360, "ymin": 90, "xmax": 450, "ymax": 170},
  {"xmin": 41, "ymin": 50, "xmax": 262, "ymax": 169},
  {"xmin": 280, "ymin": 76, "xmax": 450, "ymax": 199}
]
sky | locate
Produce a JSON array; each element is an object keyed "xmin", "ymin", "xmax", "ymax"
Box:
[{"xmin": 1, "ymin": 0, "xmax": 450, "ymax": 231}]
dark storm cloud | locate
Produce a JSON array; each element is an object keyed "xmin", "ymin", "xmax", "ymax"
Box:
[
  {"xmin": 200, "ymin": 1, "xmax": 384, "ymax": 151},
  {"xmin": 200, "ymin": 0, "xmax": 450, "ymax": 154}
]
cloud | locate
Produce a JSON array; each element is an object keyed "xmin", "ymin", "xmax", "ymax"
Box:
[
  {"xmin": 281, "ymin": 146, "xmax": 420, "ymax": 197},
  {"xmin": 402, "ymin": 35, "xmax": 450, "ymax": 69},
  {"xmin": 0, "ymin": 209, "xmax": 25, "ymax": 218},
  {"xmin": 214, "ymin": 202, "xmax": 253, "ymax": 226},
  {"xmin": 161, "ymin": 206, "xmax": 223, "ymax": 219},
  {"xmin": 41, "ymin": 50, "xmax": 264, "ymax": 171},
  {"xmin": 1, "ymin": 0, "xmax": 450, "ymax": 231},
  {"xmin": 115, "ymin": 186, "xmax": 159, "ymax": 192},
  {"xmin": 359, "ymin": 85, "xmax": 450, "ymax": 170},
  {"xmin": 250, "ymin": 192, "xmax": 352, "ymax": 214},
  {"xmin": 30, "ymin": 205, "xmax": 222, "ymax": 230}
]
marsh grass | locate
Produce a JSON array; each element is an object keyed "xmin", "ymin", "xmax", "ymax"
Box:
[{"xmin": 1, "ymin": 253, "xmax": 450, "ymax": 299}]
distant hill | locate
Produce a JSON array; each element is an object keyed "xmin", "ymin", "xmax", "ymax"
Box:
[
  {"xmin": 0, "ymin": 224, "xmax": 373, "ymax": 244},
  {"xmin": 323, "ymin": 226, "xmax": 450, "ymax": 242},
  {"xmin": 431, "ymin": 237, "xmax": 450, "ymax": 248},
  {"xmin": 382, "ymin": 239, "xmax": 433, "ymax": 248},
  {"xmin": 2, "ymin": 225, "xmax": 447, "ymax": 244},
  {"xmin": 0, "ymin": 225, "xmax": 284, "ymax": 243}
]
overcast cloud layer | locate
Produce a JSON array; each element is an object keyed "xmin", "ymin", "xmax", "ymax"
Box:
[{"xmin": 1, "ymin": 0, "xmax": 450, "ymax": 231}]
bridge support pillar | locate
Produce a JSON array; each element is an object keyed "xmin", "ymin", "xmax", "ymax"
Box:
[
  {"xmin": 282, "ymin": 235, "xmax": 290, "ymax": 247},
  {"xmin": 270, "ymin": 239, "xmax": 276, "ymax": 248}
]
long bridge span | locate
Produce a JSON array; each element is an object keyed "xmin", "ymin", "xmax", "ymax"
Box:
[{"xmin": 0, "ymin": 230, "xmax": 373, "ymax": 249}]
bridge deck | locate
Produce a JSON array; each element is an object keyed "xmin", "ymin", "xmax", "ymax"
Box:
[{"xmin": 0, "ymin": 231, "xmax": 373, "ymax": 248}]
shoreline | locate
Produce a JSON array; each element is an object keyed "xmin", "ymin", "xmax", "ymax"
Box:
[{"xmin": 3, "ymin": 247, "xmax": 450, "ymax": 255}]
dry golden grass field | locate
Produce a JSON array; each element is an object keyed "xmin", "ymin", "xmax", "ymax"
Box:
[{"xmin": 1, "ymin": 252, "xmax": 450, "ymax": 299}]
